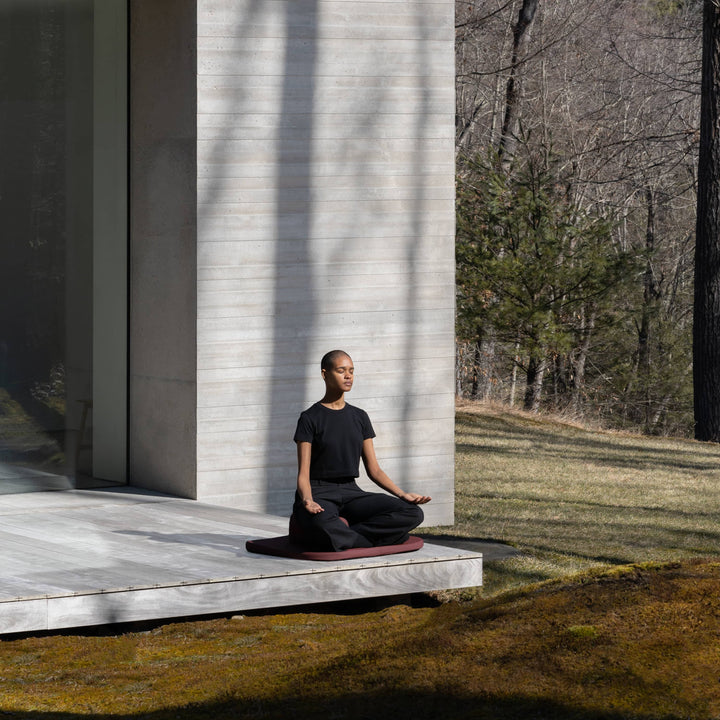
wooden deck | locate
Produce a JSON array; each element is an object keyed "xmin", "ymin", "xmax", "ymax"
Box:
[{"xmin": 0, "ymin": 487, "xmax": 482, "ymax": 634}]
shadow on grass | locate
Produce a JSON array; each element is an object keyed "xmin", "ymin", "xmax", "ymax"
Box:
[
  {"xmin": 481, "ymin": 558, "xmax": 556, "ymax": 588},
  {"xmin": 492, "ymin": 495, "xmax": 720, "ymax": 523},
  {"xmin": 0, "ymin": 690, "xmax": 701, "ymax": 720},
  {"xmin": 455, "ymin": 412, "xmax": 720, "ymax": 473},
  {"xmin": 464, "ymin": 502, "xmax": 720, "ymax": 563},
  {"xmin": 416, "ymin": 533, "xmax": 522, "ymax": 561},
  {"xmin": 513, "ymin": 538, "xmax": 632, "ymax": 566}
]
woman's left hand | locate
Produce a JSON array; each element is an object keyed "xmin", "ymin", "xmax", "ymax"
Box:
[{"xmin": 401, "ymin": 492, "xmax": 431, "ymax": 504}]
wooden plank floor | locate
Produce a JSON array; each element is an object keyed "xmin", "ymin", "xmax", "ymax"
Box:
[{"xmin": 0, "ymin": 487, "xmax": 482, "ymax": 634}]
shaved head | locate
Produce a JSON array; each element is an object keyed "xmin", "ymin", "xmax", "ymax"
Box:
[{"xmin": 321, "ymin": 349, "xmax": 351, "ymax": 372}]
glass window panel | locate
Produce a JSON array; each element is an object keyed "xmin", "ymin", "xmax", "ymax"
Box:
[{"xmin": 0, "ymin": 0, "xmax": 126, "ymax": 492}]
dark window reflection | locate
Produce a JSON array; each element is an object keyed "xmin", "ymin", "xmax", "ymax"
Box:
[{"xmin": 0, "ymin": 1, "xmax": 94, "ymax": 491}]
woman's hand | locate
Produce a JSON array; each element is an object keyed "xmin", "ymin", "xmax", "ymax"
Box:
[
  {"xmin": 400, "ymin": 492, "xmax": 431, "ymax": 505},
  {"xmin": 303, "ymin": 498, "xmax": 324, "ymax": 514},
  {"xmin": 362, "ymin": 439, "xmax": 432, "ymax": 505}
]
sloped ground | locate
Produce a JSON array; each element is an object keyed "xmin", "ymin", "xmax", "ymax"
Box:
[
  {"xmin": 0, "ymin": 560, "xmax": 718, "ymax": 719},
  {"xmin": 2, "ymin": 406, "xmax": 720, "ymax": 719},
  {"xmin": 444, "ymin": 404, "xmax": 720, "ymax": 597}
]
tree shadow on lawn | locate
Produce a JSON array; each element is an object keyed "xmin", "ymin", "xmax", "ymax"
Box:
[
  {"xmin": 0, "ymin": 690, "xmax": 701, "ymax": 720},
  {"xmin": 416, "ymin": 532, "xmax": 522, "ymax": 561},
  {"xmin": 478, "ymin": 497, "xmax": 720, "ymax": 541},
  {"xmin": 456, "ymin": 438, "xmax": 720, "ymax": 474},
  {"xmin": 467, "ymin": 494, "xmax": 720, "ymax": 532},
  {"xmin": 471, "ymin": 507, "xmax": 720, "ymax": 564},
  {"xmin": 456, "ymin": 412, "xmax": 720, "ymax": 474},
  {"xmin": 518, "ymin": 496, "xmax": 720, "ymax": 522}
]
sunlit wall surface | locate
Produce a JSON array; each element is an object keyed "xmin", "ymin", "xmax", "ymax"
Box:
[{"xmin": 0, "ymin": 0, "xmax": 127, "ymax": 493}]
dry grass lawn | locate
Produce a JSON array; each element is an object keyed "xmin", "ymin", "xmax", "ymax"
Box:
[
  {"xmin": 3, "ymin": 404, "xmax": 720, "ymax": 719},
  {"xmin": 443, "ymin": 403, "xmax": 720, "ymax": 597}
]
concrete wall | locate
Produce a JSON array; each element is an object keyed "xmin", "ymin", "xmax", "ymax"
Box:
[
  {"xmin": 195, "ymin": 0, "xmax": 456, "ymax": 524},
  {"xmin": 129, "ymin": 0, "xmax": 455, "ymax": 524},
  {"xmin": 129, "ymin": 0, "xmax": 198, "ymax": 497}
]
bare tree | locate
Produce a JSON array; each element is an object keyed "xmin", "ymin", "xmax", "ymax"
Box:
[
  {"xmin": 498, "ymin": 0, "xmax": 539, "ymax": 161},
  {"xmin": 456, "ymin": 1, "xmax": 701, "ymax": 433}
]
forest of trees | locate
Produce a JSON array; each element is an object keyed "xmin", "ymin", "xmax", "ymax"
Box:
[{"xmin": 455, "ymin": 0, "xmax": 703, "ymax": 436}]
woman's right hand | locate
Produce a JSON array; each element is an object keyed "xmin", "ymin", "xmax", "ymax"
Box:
[{"xmin": 303, "ymin": 498, "xmax": 324, "ymax": 514}]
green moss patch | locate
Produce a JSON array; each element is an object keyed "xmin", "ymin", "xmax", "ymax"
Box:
[{"xmin": 0, "ymin": 560, "xmax": 719, "ymax": 719}]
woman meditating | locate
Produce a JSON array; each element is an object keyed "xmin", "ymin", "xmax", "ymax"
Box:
[{"xmin": 292, "ymin": 350, "xmax": 431, "ymax": 551}]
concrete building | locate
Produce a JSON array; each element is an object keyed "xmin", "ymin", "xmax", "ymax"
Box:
[{"xmin": 1, "ymin": 0, "xmax": 456, "ymax": 525}]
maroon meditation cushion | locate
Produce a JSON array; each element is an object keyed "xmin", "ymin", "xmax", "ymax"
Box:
[{"xmin": 246, "ymin": 514, "xmax": 423, "ymax": 561}]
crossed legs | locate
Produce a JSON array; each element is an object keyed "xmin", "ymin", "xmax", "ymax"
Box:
[{"xmin": 292, "ymin": 480, "xmax": 424, "ymax": 551}]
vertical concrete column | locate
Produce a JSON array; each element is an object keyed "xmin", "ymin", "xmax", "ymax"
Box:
[
  {"xmin": 129, "ymin": 0, "xmax": 198, "ymax": 496},
  {"xmin": 93, "ymin": 0, "xmax": 128, "ymax": 482}
]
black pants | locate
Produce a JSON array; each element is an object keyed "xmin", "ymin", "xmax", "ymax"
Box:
[{"xmin": 293, "ymin": 478, "xmax": 424, "ymax": 551}]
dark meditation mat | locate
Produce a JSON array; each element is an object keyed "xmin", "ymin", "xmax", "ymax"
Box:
[{"xmin": 245, "ymin": 534, "xmax": 424, "ymax": 561}]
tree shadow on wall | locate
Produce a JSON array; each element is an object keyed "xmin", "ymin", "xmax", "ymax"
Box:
[{"xmin": 263, "ymin": 0, "xmax": 319, "ymax": 513}]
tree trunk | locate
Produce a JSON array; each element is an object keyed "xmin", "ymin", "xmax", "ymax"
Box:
[
  {"xmin": 455, "ymin": 344, "xmax": 464, "ymax": 398},
  {"xmin": 509, "ymin": 337, "xmax": 521, "ymax": 407},
  {"xmin": 498, "ymin": 0, "xmax": 539, "ymax": 163},
  {"xmin": 571, "ymin": 307, "xmax": 596, "ymax": 415},
  {"xmin": 694, "ymin": 1, "xmax": 720, "ymax": 442},
  {"xmin": 470, "ymin": 335, "xmax": 482, "ymax": 398},
  {"xmin": 524, "ymin": 353, "xmax": 546, "ymax": 412},
  {"xmin": 640, "ymin": 187, "xmax": 660, "ymax": 432}
]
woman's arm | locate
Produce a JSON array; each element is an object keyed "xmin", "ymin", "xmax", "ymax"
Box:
[
  {"xmin": 296, "ymin": 441, "xmax": 324, "ymax": 513},
  {"xmin": 361, "ymin": 438, "xmax": 431, "ymax": 504}
]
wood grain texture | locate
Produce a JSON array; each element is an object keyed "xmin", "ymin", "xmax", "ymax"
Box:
[
  {"xmin": 0, "ymin": 489, "xmax": 479, "ymax": 634},
  {"xmin": 194, "ymin": 0, "xmax": 455, "ymax": 518}
]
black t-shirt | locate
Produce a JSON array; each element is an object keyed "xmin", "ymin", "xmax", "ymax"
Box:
[{"xmin": 293, "ymin": 402, "xmax": 376, "ymax": 480}]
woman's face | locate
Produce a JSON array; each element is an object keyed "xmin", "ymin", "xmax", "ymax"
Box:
[{"xmin": 323, "ymin": 354, "xmax": 354, "ymax": 394}]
